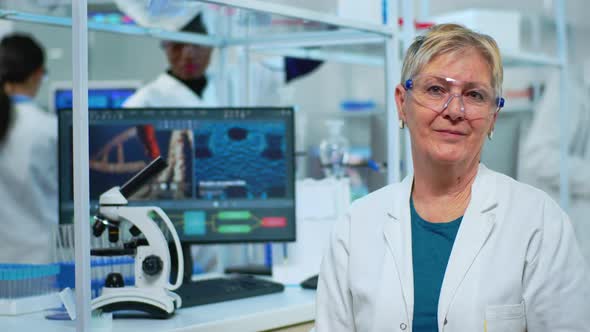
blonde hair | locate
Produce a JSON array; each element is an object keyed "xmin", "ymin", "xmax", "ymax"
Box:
[{"xmin": 401, "ymin": 23, "xmax": 503, "ymax": 97}]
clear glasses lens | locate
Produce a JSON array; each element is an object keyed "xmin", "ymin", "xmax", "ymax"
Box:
[{"xmin": 408, "ymin": 75, "xmax": 498, "ymax": 119}]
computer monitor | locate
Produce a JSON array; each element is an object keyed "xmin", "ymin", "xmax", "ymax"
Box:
[
  {"xmin": 58, "ymin": 107, "xmax": 296, "ymax": 244},
  {"xmin": 49, "ymin": 81, "xmax": 140, "ymax": 112}
]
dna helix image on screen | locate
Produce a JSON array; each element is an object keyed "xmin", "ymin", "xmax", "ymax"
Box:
[{"xmin": 58, "ymin": 108, "xmax": 296, "ymax": 244}]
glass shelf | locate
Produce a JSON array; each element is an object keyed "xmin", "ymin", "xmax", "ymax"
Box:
[
  {"xmin": 254, "ymin": 43, "xmax": 385, "ymax": 67},
  {"xmin": 0, "ymin": 1, "xmax": 560, "ymax": 69},
  {"xmin": 199, "ymin": 0, "xmax": 392, "ymax": 36},
  {"xmin": 0, "ymin": 0, "xmax": 392, "ymax": 61}
]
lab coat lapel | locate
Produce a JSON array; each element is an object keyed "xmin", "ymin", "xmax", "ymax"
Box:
[
  {"xmin": 158, "ymin": 73, "xmax": 214, "ymax": 106},
  {"xmin": 437, "ymin": 164, "xmax": 497, "ymax": 329},
  {"xmin": 383, "ymin": 175, "xmax": 414, "ymax": 321}
]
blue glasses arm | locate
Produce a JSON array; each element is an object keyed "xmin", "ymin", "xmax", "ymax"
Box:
[{"xmin": 405, "ymin": 79, "xmax": 413, "ymax": 90}]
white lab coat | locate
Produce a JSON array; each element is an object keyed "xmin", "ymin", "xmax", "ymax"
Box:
[
  {"xmin": 316, "ymin": 164, "xmax": 590, "ymax": 332},
  {"xmin": 124, "ymin": 64, "xmax": 283, "ymax": 108},
  {"xmin": 0, "ymin": 100, "xmax": 57, "ymax": 264},
  {"xmin": 123, "ymin": 72, "xmax": 218, "ymax": 108},
  {"xmin": 519, "ymin": 71, "xmax": 590, "ymax": 264}
]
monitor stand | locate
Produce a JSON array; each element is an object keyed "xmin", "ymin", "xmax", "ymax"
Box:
[
  {"xmin": 224, "ymin": 264, "xmax": 271, "ymax": 276},
  {"xmin": 169, "ymin": 243, "xmax": 194, "ymax": 283},
  {"xmin": 169, "ymin": 243, "xmax": 283, "ymax": 308},
  {"xmin": 169, "ymin": 243, "xmax": 272, "ymax": 283},
  {"xmin": 223, "ymin": 243, "xmax": 272, "ymax": 276}
]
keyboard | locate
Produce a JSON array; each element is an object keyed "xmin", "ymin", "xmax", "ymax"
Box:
[{"xmin": 175, "ymin": 275, "xmax": 285, "ymax": 308}]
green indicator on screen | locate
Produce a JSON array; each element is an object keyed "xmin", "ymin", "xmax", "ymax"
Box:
[
  {"xmin": 218, "ymin": 225, "xmax": 252, "ymax": 234},
  {"xmin": 218, "ymin": 211, "xmax": 251, "ymax": 220}
]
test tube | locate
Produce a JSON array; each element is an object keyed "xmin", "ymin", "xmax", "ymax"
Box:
[{"xmin": 0, "ymin": 267, "xmax": 5, "ymax": 298}]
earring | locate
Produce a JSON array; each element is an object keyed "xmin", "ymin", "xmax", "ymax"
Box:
[
  {"xmin": 399, "ymin": 120, "xmax": 405, "ymax": 129},
  {"xmin": 488, "ymin": 130, "xmax": 494, "ymax": 140}
]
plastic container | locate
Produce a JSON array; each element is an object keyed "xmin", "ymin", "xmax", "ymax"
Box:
[{"xmin": 0, "ymin": 264, "xmax": 61, "ymax": 315}]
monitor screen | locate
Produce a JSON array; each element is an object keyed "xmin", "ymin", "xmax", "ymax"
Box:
[
  {"xmin": 58, "ymin": 107, "xmax": 296, "ymax": 244},
  {"xmin": 53, "ymin": 87, "xmax": 136, "ymax": 111}
]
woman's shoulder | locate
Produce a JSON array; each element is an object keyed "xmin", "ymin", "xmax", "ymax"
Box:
[
  {"xmin": 345, "ymin": 182, "xmax": 406, "ymax": 231},
  {"xmin": 14, "ymin": 102, "xmax": 56, "ymax": 135},
  {"xmin": 487, "ymin": 168, "xmax": 566, "ymax": 222},
  {"xmin": 491, "ymin": 169, "xmax": 557, "ymax": 204}
]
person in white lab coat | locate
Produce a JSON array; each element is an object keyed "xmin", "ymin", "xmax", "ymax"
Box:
[
  {"xmin": 0, "ymin": 33, "xmax": 57, "ymax": 264},
  {"xmin": 123, "ymin": 14, "xmax": 218, "ymax": 108},
  {"xmin": 123, "ymin": 14, "xmax": 284, "ymax": 109},
  {"xmin": 315, "ymin": 24, "xmax": 590, "ymax": 332},
  {"xmin": 519, "ymin": 69, "xmax": 590, "ymax": 264}
]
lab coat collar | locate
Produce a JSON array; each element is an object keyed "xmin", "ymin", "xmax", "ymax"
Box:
[
  {"xmin": 157, "ymin": 72, "xmax": 216, "ymax": 106},
  {"xmin": 382, "ymin": 175, "xmax": 414, "ymax": 322},
  {"xmin": 159, "ymin": 73, "xmax": 200, "ymax": 102},
  {"xmin": 385, "ymin": 163, "xmax": 497, "ymax": 219},
  {"xmin": 382, "ymin": 163, "xmax": 498, "ymax": 327}
]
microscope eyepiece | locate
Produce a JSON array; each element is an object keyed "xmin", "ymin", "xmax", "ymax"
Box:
[{"xmin": 120, "ymin": 156, "xmax": 167, "ymax": 199}]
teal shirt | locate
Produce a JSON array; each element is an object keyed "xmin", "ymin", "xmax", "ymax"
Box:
[{"xmin": 410, "ymin": 197, "xmax": 462, "ymax": 331}]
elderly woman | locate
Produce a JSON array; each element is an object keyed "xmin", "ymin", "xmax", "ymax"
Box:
[{"xmin": 315, "ymin": 24, "xmax": 590, "ymax": 332}]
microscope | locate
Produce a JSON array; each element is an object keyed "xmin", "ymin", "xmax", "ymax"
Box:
[{"xmin": 90, "ymin": 157, "xmax": 184, "ymax": 318}]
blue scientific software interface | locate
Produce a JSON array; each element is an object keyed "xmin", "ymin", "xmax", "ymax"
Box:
[
  {"xmin": 58, "ymin": 107, "xmax": 296, "ymax": 244},
  {"xmin": 54, "ymin": 88, "xmax": 136, "ymax": 111}
]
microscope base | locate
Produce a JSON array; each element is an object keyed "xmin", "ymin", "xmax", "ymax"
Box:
[{"xmin": 92, "ymin": 287, "xmax": 181, "ymax": 319}]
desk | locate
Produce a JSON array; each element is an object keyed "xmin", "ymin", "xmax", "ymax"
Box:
[{"xmin": 0, "ymin": 287, "xmax": 316, "ymax": 331}]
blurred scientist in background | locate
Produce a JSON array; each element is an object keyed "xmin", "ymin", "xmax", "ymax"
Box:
[
  {"xmin": 120, "ymin": 4, "xmax": 320, "ymax": 108},
  {"xmin": 123, "ymin": 14, "xmax": 219, "ymax": 107},
  {"xmin": 520, "ymin": 69, "xmax": 590, "ymax": 263},
  {"xmin": 0, "ymin": 33, "xmax": 57, "ymax": 264}
]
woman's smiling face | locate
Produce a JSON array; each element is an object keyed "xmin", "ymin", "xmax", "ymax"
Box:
[{"xmin": 396, "ymin": 47, "xmax": 498, "ymax": 167}]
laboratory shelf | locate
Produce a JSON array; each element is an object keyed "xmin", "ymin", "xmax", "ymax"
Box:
[
  {"xmin": 0, "ymin": 4, "xmax": 390, "ymax": 66},
  {"xmin": 256, "ymin": 44, "xmax": 385, "ymax": 67},
  {"xmin": 0, "ymin": 2, "xmax": 563, "ymax": 69},
  {"xmin": 0, "ymin": 9, "xmax": 223, "ymax": 48},
  {"xmin": 200, "ymin": 0, "xmax": 392, "ymax": 36},
  {"xmin": 2, "ymin": 0, "xmax": 392, "ymax": 38}
]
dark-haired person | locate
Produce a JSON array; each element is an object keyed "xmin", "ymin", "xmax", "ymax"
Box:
[
  {"xmin": 123, "ymin": 14, "xmax": 289, "ymax": 108},
  {"xmin": 0, "ymin": 33, "xmax": 57, "ymax": 264}
]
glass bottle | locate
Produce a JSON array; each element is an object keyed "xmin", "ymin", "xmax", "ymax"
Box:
[{"xmin": 319, "ymin": 120, "xmax": 349, "ymax": 178}]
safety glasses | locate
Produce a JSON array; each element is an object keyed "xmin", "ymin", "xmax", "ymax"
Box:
[{"xmin": 404, "ymin": 74, "xmax": 505, "ymax": 120}]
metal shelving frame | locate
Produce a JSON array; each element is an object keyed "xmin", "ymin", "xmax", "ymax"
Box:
[{"xmin": 0, "ymin": 1, "xmax": 403, "ymax": 329}]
